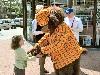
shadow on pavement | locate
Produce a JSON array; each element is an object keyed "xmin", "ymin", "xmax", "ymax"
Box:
[{"xmin": 80, "ymin": 49, "xmax": 100, "ymax": 74}]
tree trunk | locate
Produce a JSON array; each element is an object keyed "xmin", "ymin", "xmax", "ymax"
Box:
[
  {"xmin": 93, "ymin": 0, "xmax": 97, "ymax": 47},
  {"xmin": 68, "ymin": 0, "xmax": 73, "ymax": 8},
  {"xmin": 22, "ymin": 0, "xmax": 27, "ymax": 40}
]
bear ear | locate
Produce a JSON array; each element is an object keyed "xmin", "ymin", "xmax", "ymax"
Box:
[
  {"xmin": 36, "ymin": 8, "xmax": 50, "ymax": 26},
  {"xmin": 36, "ymin": 6, "xmax": 64, "ymax": 26}
]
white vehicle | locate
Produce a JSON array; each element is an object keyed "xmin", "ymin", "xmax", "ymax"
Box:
[
  {"xmin": 0, "ymin": 19, "xmax": 16, "ymax": 31},
  {"xmin": 14, "ymin": 18, "xmax": 23, "ymax": 27},
  {"xmin": 11, "ymin": 19, "xmax": 17, "ymax": 29}
]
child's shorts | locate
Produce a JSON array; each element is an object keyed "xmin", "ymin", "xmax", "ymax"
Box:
[{"xmin": 14, "ymin": 66, "xmax": 25, "ymax": 75}]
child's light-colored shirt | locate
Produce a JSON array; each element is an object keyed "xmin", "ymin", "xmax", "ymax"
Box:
[{"xmin": 14, "ymin": 48, "xmax": 36, "ymax": 69}]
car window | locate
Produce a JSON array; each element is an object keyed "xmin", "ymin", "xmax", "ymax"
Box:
[
  {"xmin": 2, "ymin": 19, "xmax": 12, "ymax": 23},
  {"xmin": 14, "ymin": 19, "xmax": 20, "ymax": 22},
  {"xmin": 5, "ymin": 20, "xmax": 11, "ymax": 23}
]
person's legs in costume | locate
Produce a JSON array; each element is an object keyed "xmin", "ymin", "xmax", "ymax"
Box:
[
  {"xmin": 39, "ymin": 55, "xmax": 49, "ymax": 75},
  {"xmin": 35, "ymin": 35, "xmax": 49, "ymax": 75}
]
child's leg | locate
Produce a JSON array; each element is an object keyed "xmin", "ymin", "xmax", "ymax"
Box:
[{"xmin": 14, "ymin": 66, "xmax": 25, "ymax": 75}]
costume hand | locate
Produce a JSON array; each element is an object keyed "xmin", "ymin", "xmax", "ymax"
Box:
[
  {"xmin": 27, "ymin": 43, "xmax": 39, "ymax": 54},
  {"xmin": 29, "ymin": 43, "xmax": 41, "ymax": 56},
  {"xmin": 27, "ymin": 49, "xmax": 34, "ymax": 54}
]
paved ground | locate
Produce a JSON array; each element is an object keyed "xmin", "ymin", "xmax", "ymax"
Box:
[{"xmin": 0, "ymin": 28, "xmax": 100, "ymax": 75}]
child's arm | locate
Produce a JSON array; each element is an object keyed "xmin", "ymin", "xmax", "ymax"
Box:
[{"xmin": 27, "ymin": 54, "xmax": 36, "ymax": 61}]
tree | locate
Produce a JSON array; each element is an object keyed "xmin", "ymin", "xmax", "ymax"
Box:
[
  {"xmin": 68, "ymin": 0, "xmax": 73, "ymax": 7},
  {"xmin": 0, "ymin": 0, "xmax": 22, "ymax": 18}
]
